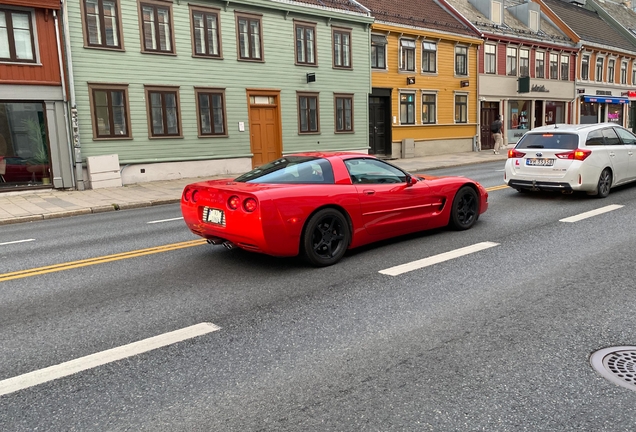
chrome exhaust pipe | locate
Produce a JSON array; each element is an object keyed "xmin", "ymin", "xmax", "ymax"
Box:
[
  {"xmin": 222, "ymin": 241, "xmax": 236, "ymax": 250},
  {"xmin": 207, "ymin": 237, "xmax": 225, "ymax": 245}
]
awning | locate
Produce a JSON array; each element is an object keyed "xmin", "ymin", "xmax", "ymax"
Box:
[{"xmin": 583, "ymin": 96, "xmax": 629, "ymax": 104}]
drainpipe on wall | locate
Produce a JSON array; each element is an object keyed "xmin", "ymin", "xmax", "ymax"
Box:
[
  {"xmin": 61, "ymin": 0, "xmax": 85, "ymax": 190},
  {"xmin": 53, "ymin": 9, "xmax": 74, "ymax": 188},
  {"xmin": 476, "ymin": 44, "xmax": 481, "ymax": 152}
]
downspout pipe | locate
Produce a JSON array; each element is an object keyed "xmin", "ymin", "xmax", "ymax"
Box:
[
  {"xmin": 61, "ymin": 0, "xmax": 85, "ymax": 190},
  {"xmin": 53, "ymin": 9, "xmax": 74, "ymax": 188}
]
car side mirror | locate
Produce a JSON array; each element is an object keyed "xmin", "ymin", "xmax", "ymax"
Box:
[{"xmin": 406, "ymin": 175, "xmax": 418, "ymax": 186}]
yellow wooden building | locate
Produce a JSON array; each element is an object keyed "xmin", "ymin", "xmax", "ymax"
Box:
[{"xmin": 361, "ymin": 0, "xmax": 482, "ymax": 157}]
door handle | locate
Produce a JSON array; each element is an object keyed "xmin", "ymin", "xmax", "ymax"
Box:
[
  {"xmin": 629, "ymin": 152, "xmax": 634, "ymax": 156},
  {"xmin": 609, "ymin": 152, "xmax": 615, "ymax": 157},
  {"xmin": 363, "ymin": 189, "xmax": 375, "ymax": 195}
]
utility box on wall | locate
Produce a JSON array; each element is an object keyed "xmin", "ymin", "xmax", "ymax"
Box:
[
  {"xmin": 401, "ymin": 138, "xmax": 415, "ymax": 158},
  {"xmin": 86, "ymin": 154, "xmax": 122, "ymax": 189}
]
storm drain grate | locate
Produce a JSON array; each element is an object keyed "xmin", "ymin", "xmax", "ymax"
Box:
[{"xmin": 590, "ymin": 346, "xmax": 636, "ymax": 392}]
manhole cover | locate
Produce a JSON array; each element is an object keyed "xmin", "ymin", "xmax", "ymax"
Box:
[{"xmin": 590, "ymin": 346, "xmax": 636, "ymax": 392}]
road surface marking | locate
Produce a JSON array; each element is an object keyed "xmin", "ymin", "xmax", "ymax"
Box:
[
  {"xmin": 0, "ymin": 239, "xmax": 35, "ymax": 246},
  {"xmin": 487, "ymin": 184, "xmax": 508, "ymax": 191},
  {"xmin": 0, "ymin": 239, "xmax": 207, "ymax": 283},
  {"xmin": 0, "ymin": 322, "xmax": 221, "ymax": 397},
  {"xmin": 379, "ymin": 241, "xmax": 499, "ymax": 276},
  {"xmin": 147, "ymin": 217, "xmax": 184, "ymax": 224},
  {"xmin": 559, "ymin": 204, "xmax": 623, "ymax": 223}
]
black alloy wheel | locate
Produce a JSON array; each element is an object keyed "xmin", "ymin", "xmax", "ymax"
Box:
[
  {"xmin": 449, "ymin": 186, "xmax": 479, "ymax": 230},
  {"xmin": 302, "ymin": 208, "xmax": 350, "ymax": 267},
  {"xmin": 595, "ymin": 168, "xmax": 612, "ymax": 198}
]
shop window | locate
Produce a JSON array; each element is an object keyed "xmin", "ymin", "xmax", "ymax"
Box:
[
  {"xmin": 0, "ymin": 102, "xmax": 50, "ymax": 187},
  {"xmin": 507, "ymin": 100, "xmax": 529, "ymax": 143},
  {"xmin": 545, "ymin": 101, "xmax": 564, "ymax": 125},
  {"xmin": 580, "ymin": 101, "xmax": 598, "ymax": 124},
  {"xmin": 607, "ymin": 104, "xmax": 623, "ymax": 125}
]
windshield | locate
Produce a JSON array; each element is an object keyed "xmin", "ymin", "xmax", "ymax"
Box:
[
  {"xmin": 515, "ymin": 133, "xmax": 579, "ymax": 150},
  {"xmin": 234, "ymin": 156, "xmax": 335, "ymax": 184}
]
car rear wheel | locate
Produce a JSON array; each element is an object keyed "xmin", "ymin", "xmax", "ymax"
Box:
[
  {"xmin": 302, "ymin": 208, "xmax": 350, "ymax": 267},
  {"xmin": 595, "ymin": 168, "xmax": 612, "ymax": 198},
  {"xmin": 449, "ymin": 186, "xmax": 479, "ymax": 230}
]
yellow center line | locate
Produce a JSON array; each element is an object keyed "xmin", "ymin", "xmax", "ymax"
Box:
[
  {"xmin": 487, "ymin": 184, "xmax": 509, "ymax": 191},
  {"xmin": 0, "ymin": 239, "xmax": 207, "ymax": 283}
]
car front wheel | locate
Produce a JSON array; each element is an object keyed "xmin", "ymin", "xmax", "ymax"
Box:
[
  {"xmin": 449, "ymin": 186, "xmax": 479, "ymax": 230},
  {"xmin": 302, "ymin": 208, "xmax": 350, "ymax": 267}
]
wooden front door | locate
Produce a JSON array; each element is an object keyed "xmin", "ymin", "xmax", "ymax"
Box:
[
  {"xmin": 480, "ymin": 102, "xmax": 499, "ymax": 150},
  {"xmin": 248, "ymin": 91, "xmax": 282, "ymax": 168},
  {"xmin": 369, "ymin": 96, "xmax": 390, "ymax": 156}
]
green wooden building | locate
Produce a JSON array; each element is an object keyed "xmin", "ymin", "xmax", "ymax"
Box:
[{"xmin": 66, "ymin": 0, "xmax": 373, "ymax": 187}]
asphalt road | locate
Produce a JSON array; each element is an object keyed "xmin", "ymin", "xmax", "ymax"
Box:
[{"xmin": 1, "ymin": 160, "xmax": 636, "ymax": 431}]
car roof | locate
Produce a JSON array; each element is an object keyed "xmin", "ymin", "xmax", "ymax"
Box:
[
  {"xmin": 287, "ymin": 151, "xmax": 378, "ymax": 160},
  {"xmin": 526, "ymin": 123, "xmax": 621, "ymax": 134}
]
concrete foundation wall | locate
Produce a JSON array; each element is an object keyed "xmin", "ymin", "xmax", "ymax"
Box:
[{"xmin": 391, "ymin": 138, "xmax": 473, "ymax": 159}]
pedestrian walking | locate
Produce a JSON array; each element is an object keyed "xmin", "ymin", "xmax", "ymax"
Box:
[{"xmin": 490, "ymin": 115, "xmax": 504, "ymax": 154}]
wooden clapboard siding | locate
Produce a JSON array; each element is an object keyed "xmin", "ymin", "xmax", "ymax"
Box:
[
  {"xmin": 67, "ymin": 0, "xmax": 372, "ymax": 164},
  {"xmin": 0, "ymin": 8, "xmax": 62, "ymax": 85},
  {"xmin": 371, "ymin": 22, "xmax": 480, "ymax": 142}
]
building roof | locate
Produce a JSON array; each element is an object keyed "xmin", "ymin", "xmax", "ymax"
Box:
[
  {"xmin": 541, "ymin": 0, "xmax": 636, "ymax": 51},
  {"xmin": 358, "ymin": 0, "xmax": 479, "ymax": 37},
  {"xmin": 587, "ymin": 0, "xmax": 636, "ymax": 35},
  {"xmin": 443, "ymin": 0, "xmax": 576, "ymax": 47},
  {"xmin": 282, "ymin": 0, "xmax": 371, "ymax": 15}
]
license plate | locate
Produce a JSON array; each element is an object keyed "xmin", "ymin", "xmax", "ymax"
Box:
[
  {"xmin": 526, "ymin": 158, "xmax": 554, "ymax": 166},
  {"xmin": 203, "ymin": 207, "xmax": 225, "ymax": 225}
]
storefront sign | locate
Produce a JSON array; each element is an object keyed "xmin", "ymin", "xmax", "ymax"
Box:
[
  {"xmin": 596, "ymin": 90, "xmax": 612, "ymax": 96},
  {"xmin": 621, "ymin": 91, "xmax": 636, "ymax": 98},
  {"xmin": 531, "ymin": 85, "xmax": 549, "ymax": 92}
]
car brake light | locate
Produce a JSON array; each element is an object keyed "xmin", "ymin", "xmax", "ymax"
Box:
[
  {"xmin": 191, "ymin": 190, "xmax": 199, "ymax": 203},
  {"xmin": 243, "ymin": 198, "xmax": 258, "ymax": 212},
  {"xmin": 508, "ymin": 149, "xmax": 526, "ymax": 158},
  {"xmin": 555, "ymin": 149, "xmax": 591, "ymax": 161},
  {"xmin": 183, "ymin": 188, "xmax": 192, "ymax": 202},
  {"xmin": 228, "ymin": 195, "xmax": 240, "ymax": 210}
]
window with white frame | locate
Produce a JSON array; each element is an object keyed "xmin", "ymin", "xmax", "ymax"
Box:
[
  {"xmin": 632, "ymin": 63, "xmax": 636, "ymax": 85},
  {"xmin": 455, "ymin": 45, "xmax": 468, "ymax": 75},
  {"xmin": 535, "ymin": 51, "xmax": 544, "ymax": 78},
  {"xmin": 0, "ymin": 7, "xmax": 36, "ymax": 62},
  {"xmin": 549, "ymin": 53, "xmax": 558, "ymax": 79},
  {"xmin": 560, "ymin": 55, "xmax": 569, "ymax": 81},
  {"xmin": 506, "ymin": 47, "xmax": 517, "ymax": 76},
  {"xmin": 371, "ymin": 34, "xmax": 386, "ymax": 69},
  {"xmin": 621, "ymin": 61, "xmax": 627, "ymax": 84},
  {"xmin": 520, "ymin": 49, "xmax": 529, "ymax": 77},
  {"xmin": 485, "ymin": 44, "xmax": 496, "ymax": 74},
  {"xmin": 581, "ymin": 54, "xmax": 589, "ymax": 80},
  {"xmin": 596, "ymin": 57, "xmax": 604, "ymax": 82},
  {"xmin": 422, "ymin": 41, "xmax": 436, "ymax": 73},
  {"xmin": 400, "ymin": 92, "xmax": 415, "ymax": 124},
  {"xmin": 421, "ymin": 93, "xmax": 436, "ymax": 124},
  {"xmin": 608, "ymin": 58, "xmax": 615, "ymax": 83},
  {"xmin": 455, "ymin": 93, "xmax": 468, "ymax": 123},
  {"xmin": 400, "ymin": 39, "xmax": 415, "ymax": 71}
]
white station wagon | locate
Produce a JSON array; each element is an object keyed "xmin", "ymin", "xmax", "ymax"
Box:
[{"xmin": 504, "ymin": 123, "xmax": 636, "ymax": 197}]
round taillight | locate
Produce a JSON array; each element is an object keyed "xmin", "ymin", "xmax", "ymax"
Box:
[
  {"xmin": 191, "ymin": 190, "xmax": 199, "ymax": 203},
  {"xmin": 183, "ymin": 188, "xmax": 192, "ymax": 202},
  {"xmin": 228, "ymin": 195, "xmax": 241, "ymax": 210},
  {"xmin": 243, "ymin": 198, "xmax": 258, "ymax": 213}
]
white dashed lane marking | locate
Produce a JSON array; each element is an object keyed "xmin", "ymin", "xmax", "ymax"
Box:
[
  {"xmin": 0, "ymin": 239, "xmax": 35, "ymax": 246},
  {"xmin": 559, "ymin": 204, "xmax": 623, "ymax": 223},
  {"xmin": 379, "ymin": 241, "xmax": 499, "ymax": 276},
  {"xmin": 0, "ymin": 322, "xmax": 220, "ymax": 397},
  {"xmin": 147, "ymin": 217, "xmax": 184, "ymax": 224}
]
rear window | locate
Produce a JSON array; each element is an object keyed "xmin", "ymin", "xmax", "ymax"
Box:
[
  {"xmin": 515, "ymin": 133, "xmax": 578, "ymax": 150},
  {"xmin": 234, "ymin": 156, "xmax": 335, "ymax": 184}
]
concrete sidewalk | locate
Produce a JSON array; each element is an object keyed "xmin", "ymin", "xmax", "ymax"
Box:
[{"xmin": 0, "ymin": 150, "xmax": 508, "ymax": 226}]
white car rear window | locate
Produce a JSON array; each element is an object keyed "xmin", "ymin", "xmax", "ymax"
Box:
[{"xmin": 516, "ymin": 133, "xmax": 578, "ymax": 150}]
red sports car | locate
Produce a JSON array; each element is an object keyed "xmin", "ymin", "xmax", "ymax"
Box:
[{"xmin": 181, "ymin": 152, "xmax": 488, "ymax": 266}]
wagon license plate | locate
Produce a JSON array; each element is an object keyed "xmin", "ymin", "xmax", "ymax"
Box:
[
  {"xmin": 526, "ymin": 158, "xmax": 554, "ymax": 167},
  {"xmin": 204, "ymin": 207, "xmax": 224, "ymax": 225}
]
